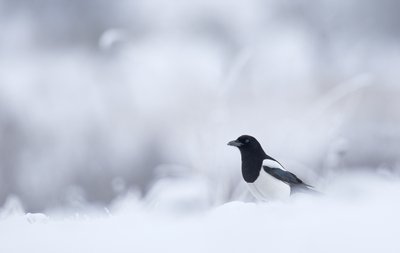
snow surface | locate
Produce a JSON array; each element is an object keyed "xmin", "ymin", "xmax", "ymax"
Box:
[{"xmin": 1, "ymin": 172, "xmax": 399, "ymax": 253}]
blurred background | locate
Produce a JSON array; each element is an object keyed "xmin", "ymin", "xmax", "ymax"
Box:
[{"xmin": 0, "ymin": 0, "xmax": 400, "ymax": 213}]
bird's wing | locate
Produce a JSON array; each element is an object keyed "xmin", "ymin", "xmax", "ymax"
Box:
[{"xmin": 262, "ymin": 159, "xmax": 310, "ymax": 187}]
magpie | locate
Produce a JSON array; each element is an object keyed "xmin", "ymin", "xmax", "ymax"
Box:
[{"xmin": 228, "ymin": 135, "xmax": 314, "ymax": 201}]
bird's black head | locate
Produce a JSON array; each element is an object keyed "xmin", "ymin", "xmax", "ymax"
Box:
[
  {"xmin": 228, "ymin": 135, "xmax": 268, "ymax": 182},
  {"xmin": 227, "ymin": 135, "xmax": 267, "ymax": 158}
]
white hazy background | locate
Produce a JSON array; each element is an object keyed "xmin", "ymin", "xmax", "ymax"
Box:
[{"xmin": 1, "ymin": 0, "xmax": 400, "ymax": 252}]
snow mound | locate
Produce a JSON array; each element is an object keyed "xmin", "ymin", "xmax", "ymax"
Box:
[{"xmin": 1, "ymin": 173, "xmax": 399, "ymax": 253}]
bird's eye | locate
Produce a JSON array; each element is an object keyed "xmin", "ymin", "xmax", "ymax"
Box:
[{"xmin": 245, "ymin": 139, "xmax": 250, "ymax": 143}]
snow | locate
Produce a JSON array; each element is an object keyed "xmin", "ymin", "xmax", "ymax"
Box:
[
  {"xmin": 1, "ymin": 1, "xmax": 400, "ymax": 252},
  {"xmin": 1, "ymin": 173, "xmax": 399, "ymax": 253}
]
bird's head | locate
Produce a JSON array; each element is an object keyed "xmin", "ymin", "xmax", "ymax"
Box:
[{"xmin": 227, "ymin": 135, "xmax": 266, "ymax": 157}]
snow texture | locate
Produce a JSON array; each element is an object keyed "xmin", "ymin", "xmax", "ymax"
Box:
[{"xmin": 1, "ymin": 173, "xmax": 399, "ymax": 253}]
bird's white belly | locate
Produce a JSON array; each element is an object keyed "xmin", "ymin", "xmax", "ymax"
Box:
[{"xmin": 247, "ymin": 170, "xmax": 291, "ymax": 201}]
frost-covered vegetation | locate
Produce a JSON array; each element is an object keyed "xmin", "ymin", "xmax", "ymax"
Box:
[{"xmin": 0, "ymin": 0, "xmax": 400, "ymax": 251}]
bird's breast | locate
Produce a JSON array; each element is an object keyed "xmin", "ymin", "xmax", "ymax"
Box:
[{"xmin": 247, "ymin": 170, "xmax": 291, "ymax": 201}]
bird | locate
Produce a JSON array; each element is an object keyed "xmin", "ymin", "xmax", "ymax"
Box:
[{"xmin": 228, "ymin": 135, "xmax": 314, "ymax": 201}]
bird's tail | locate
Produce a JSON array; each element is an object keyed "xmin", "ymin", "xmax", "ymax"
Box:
[{"xmin": 291, "ymin": 184, "xmax": 322, "ymax": 195}]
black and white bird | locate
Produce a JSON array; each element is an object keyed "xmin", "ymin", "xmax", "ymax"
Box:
[{"xmin": 228, "ymin": 135, "xmax": 314, "ymax": 201}]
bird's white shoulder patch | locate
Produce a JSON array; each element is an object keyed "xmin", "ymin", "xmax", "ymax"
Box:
[{"xmin": 262, "ymin": 158, "xmax": 286, "ymax": 171}]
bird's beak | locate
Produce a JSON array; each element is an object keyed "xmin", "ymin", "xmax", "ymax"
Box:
[{"xmin": 227, "ymin": 140, "xmax": 243, "ymax": 147}]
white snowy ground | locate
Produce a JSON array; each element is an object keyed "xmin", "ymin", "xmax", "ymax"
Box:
[{"xmin": 1, "ymin": 172, "xmax": 400, "ymax": 253}]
